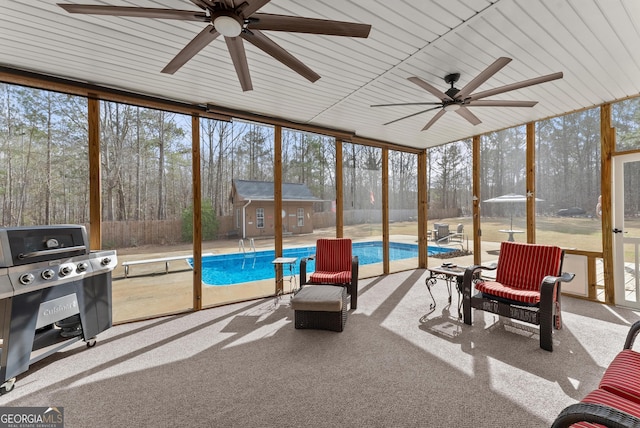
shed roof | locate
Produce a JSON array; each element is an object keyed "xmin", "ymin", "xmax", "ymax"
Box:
[{"xmin": 232, "ymin": 180, "xmax": 321, "ymax": 202}]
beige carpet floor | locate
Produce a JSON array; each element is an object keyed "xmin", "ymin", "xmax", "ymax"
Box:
[{"xmin": 1, "ymin": 269, "xmax": 638, "ymax": 427}]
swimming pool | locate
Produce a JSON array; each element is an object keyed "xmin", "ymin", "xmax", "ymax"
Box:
[{"xmin": 195, "ymin": 242, "xmax": 455, "ymax": 286}]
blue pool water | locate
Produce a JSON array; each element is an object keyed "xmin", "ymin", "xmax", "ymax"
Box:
[{"xmin": 194, "ymin": 242, "xmax": 454, "ymax": 286}]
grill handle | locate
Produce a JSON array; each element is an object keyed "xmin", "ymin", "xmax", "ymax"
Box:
[{"xmin": 18, "ymin": 245, "xmax": 87, "ymax": 260}]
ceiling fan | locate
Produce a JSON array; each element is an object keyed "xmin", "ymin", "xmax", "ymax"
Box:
[
  {"xmin": 58, "ymin": 1, "xmax": 371, "ymax": 92},
  {"xmin": 371, "ymin": 57, "xmax": 563, "ymax": 131}
]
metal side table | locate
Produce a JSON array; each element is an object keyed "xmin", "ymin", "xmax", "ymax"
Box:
[{"xmin": 425, "ymin": 265, "xmax": 467, "ymax": 318}]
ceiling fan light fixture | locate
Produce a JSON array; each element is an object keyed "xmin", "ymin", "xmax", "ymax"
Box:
[
  {"xmin": 444, "ymin": 103, "xmax": 461, "ymax": 112},
  {"xmin": 214, "ymin": 15, "xmax": 242, "ymax": 37}
]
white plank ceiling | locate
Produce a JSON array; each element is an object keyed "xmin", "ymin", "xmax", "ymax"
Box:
[{"xmin": 2, "ymin": 0, "xmax": 640, "ymax": 149}]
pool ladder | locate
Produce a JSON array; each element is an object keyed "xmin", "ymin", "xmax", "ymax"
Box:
[{"xmin": 239, "ymin": 238, "xmax": 256, "ymax": 255}]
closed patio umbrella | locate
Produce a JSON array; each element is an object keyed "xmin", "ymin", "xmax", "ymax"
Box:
[{"xmin": 483, "ymin": 193, "xmax": 543, "ymax": 231}]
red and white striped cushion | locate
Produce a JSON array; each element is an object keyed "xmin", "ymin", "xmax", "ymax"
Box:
[
  {"xmin": 474, "ymin": 280, "xmax": 542, "ymax": 304},
  {"xmin": 599, "ymin": 349, "xmax": 640, "ymax": 404},
  {"xmin": 495, "ymin": 242, "xmax": 563, "ymax": 291},
  {"xmin": 315, "ymin": 239, "xmax": 352, "ymax": 273},
  {"xmin": 309, "ymin": 238, "xmax": 352, "ymax": 285},
  {"xmin": 309, "ymin": 271, "xmax": 352, "ymax": 284},
  {"xmin": 569, "ymin": 388, "xmax": 640, "ymax": 427}
]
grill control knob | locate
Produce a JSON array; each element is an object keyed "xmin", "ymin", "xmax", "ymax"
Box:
[
  {"xmin": 41, "ymin": 269, "xmax": 55, "ymax": 280},
  {"xmin": 76, "ymin": 262, "xmax": 89, "ymax": 273},
  {"xmin": 19, "ymin": 273, "xmax": 34, "ymax": 285},
  {"xmin": 59, "ymin": 265, "xmax": 73, "ymax": 277},
  {"xmin": 101, "ymin": 257, "xmax": 112, "ymax": 266}
]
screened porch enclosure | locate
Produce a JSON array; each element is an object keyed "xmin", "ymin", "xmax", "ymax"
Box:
[{"xmin": 1, "ymin": 82, "xmax": 639, "ymax": 321}]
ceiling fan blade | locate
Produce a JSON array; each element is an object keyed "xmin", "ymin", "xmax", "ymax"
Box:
[
  {"xmin": 407, "ymin": 77, "xmax": 451, "ymax": 101},
  {"xmin": 238, "ymin": 0, "xmax": 272, "ymax": 18},
  {"xmin": 456, "ymin": 107, "xmax": 482, "ymax": 125},
  {"xmin": 225, "ymin": 36, "xmax": 253, "ymax": 92},
  {"xmin": 456, "ymin": 57, "xmax": 512, "ymax": 99},
  {"xmin": 161, "ymin": 25, "xmax": 220, "ymax": 74},
  {"xmin": 242, "ymin": 29, "xmax": 320, "ymax": 82},
  {"xmin": 58, "ymin": 4, "xmax": 208, "ymax": 21},
  {"xmin": 371, "ymin": 102, "xmax": 442, "ymax": 107},
  {"xmin": 250, "ymin": 14, "xmax": 371, "ymax": 38},
  {"xmin": 189, "ymin": 0, "xmax": 213, "ymax": 10},
  {"xmin": 218, "ymin": 0, "xmax": 236, "ymax": 8},
  {"xmin": 421, "ymin": 109, "xmax": 447, "ymax": 131},
  {"xmin": 467, "ymin": 100, "xmax": 538, "ymax": 107},
  {"xmin": 470, "ymin": 72, "xmax": 563, "ymax": 101},
  {"xmin": 383, "ymin": 107, "xmax": 441, "ymax": 126}
]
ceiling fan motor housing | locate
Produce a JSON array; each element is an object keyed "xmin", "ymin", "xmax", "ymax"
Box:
[{"xmin": 212, "ymin": 11, "xmax": 243, "ymax": 37}]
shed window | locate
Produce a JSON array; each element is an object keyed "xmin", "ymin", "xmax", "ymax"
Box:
[
  {"xmin": 297, "ymin": 208, "xmax": 304, "ymax": 227},
  {"xmin": 256, "ymin": 208, "xmax": 265, "ymax": 228}
]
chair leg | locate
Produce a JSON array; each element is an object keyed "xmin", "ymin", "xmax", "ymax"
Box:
[
  {"xmin": 554, "ymin": 301, "xmax": 562, "ymax": 330},
  {"xmin": 348, "ymin": 283, "xmax": 358, "ymax": 309},
  {"xmin": 540, "ymin": 299, "xmax": 554, "ymax": 352},
  {"xmin": 462, "ymin": 273, "xmax": 473, "ymax": 325}
]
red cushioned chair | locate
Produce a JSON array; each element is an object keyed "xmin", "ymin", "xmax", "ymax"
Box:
[
  {"xmin": 552, "ymin": 320, "xmax": 640, "ymax": 427},
  {"xmin": 462, "ymin": 241, "xmax": 574, "ymax": 351},
  {"xmin": 299, "ymin": 238, "xmax": 359, "ymax": 309}
]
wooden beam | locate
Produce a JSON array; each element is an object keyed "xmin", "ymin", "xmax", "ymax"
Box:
[
  {"xmin": 209, "ymin": 104, "xmax": 354, "ymax": 142},
  {"xmin": 526, "ymin": 122, "xmax": 536, "ymax": 243},
  {"xmin": 88, "ymin": 96, "xmax": 101, "ymax": 250},
  {"xmin": 382, "ymin": 149, "xmax": 389, "ymax": 274},
  {"xmin": 192, "ymin": 115, "xmax": 202, "ymax": 311},
  {"xmin": 473, "ymin": 135, "xmax": 481, "ymax": 265},
  {"xmin": 274, "ymin": 125, "xmax": 283, "ymax": 294},
  {"xmin": 336, "ymin": 139, "xmax": 344, "ymax": 238},
  {"xmin": 0, "ymin": 66, "xmax": 228, "ymax": 120},
  {"xmin": 350, "ymin": 135, "xmax": 423, "ymax": 154},
  {"xmin": 601, "ymin": 103, "xmax": 615, "ymax": 305},
  {"xmin": 0, "ymin": 67, "xmax": 429, "ymax": 156},
  {"xmin": 418, "ymin": 150, "xmax": 428, "ymax": 268}
]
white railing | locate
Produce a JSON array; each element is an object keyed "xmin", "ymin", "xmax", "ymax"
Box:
[{"xmin": 238, "ymin": 238, "xmax": 256, "ymax": 254}]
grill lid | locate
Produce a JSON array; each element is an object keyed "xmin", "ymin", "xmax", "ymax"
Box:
[{"xmin": 0, "ymin": 225, "xmax": 89, "ymax": 267}]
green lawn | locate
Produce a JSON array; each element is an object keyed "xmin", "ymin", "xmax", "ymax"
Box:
[
  {"xmin": 338, "ymin": 214, "xmax": 640, "ymax": 261},
  {"xmin": 389, "ymin": 216, "xmax": 639, "ymax": 254}
]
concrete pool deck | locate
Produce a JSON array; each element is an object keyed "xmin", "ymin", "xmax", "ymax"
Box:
[{"xmin": 111, "ymin": 234, "xmax": 500, "ymax": 324}]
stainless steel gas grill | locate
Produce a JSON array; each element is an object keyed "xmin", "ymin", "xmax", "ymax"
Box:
[{"xmin": 0, "ymin": 225, "xmax": 116, "ymax": 394}]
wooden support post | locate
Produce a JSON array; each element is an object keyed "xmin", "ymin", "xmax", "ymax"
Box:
[
  {"xmin": 274, "ymin": 125, "xmax": 283, "ymax": 295},
  {"xmin": 472, "ymin": 135, "xmax": 481, "ymax": 265},
  {"xmin": 382, "ymin": 148, "xmax": 389, "ymax": 274},
  {"xmin": 88, "ymin": 96, "xmax": 101, "ymax": 251},
  {"xmin": 526, "ymin": 122, "xmax": 536, "ymax": 243},
  {"xmin": 336, "ymin": 139, "xmax": 344, "ymax": 238},
  {"xmin": 418, "ymin": 150, "xmax": 428, "ymax": 268},
  {"xmin": 601, "ymin": 104, "xmax": 615, "ymax": 305},
  {"xmin": 192, "ymin": 114, "xmax": 202, "ymax": 311}
]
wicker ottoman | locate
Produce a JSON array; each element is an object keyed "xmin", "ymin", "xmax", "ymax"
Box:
[{"xmin": 290, "ymin": 285, "xmax": 348, "ymax": 332}]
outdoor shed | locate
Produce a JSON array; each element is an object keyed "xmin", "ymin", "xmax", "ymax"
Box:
[{"xmin": 230, "ymin": 179, "xmax": 321, "ymax": 238}]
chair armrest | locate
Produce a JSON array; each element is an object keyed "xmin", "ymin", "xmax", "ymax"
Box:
[
  {"xmin": 462, "ymin": 264, "xmax": 496, "ymax": 295},
  {"xmin": 624, "ymin": 320, "xmax": 640, "ymax": 350},
  {"xmin": 551, "ymin": 402, "xmax": 640, "ymax": 428},
  {"xmin": 560, "ymin": 272, "xmax": 576, "ymax": 283},
  {"xmin": 351, "ymin": 256, "xmax": 359, "ymax": 284},
  {"xmin": 462, "ymin": 264, "xmax": 496, "ymax": 325},
  {"xmin": 299, "ymin": 255, "xmax": 315, "ymax": 287},
  {"xmin": 540, "ymin": 272, "xmax": 574, "ymax": 303},
  {"xmin": 350, "ymin": 256, "xmax": 359, "ymax": 309}
]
